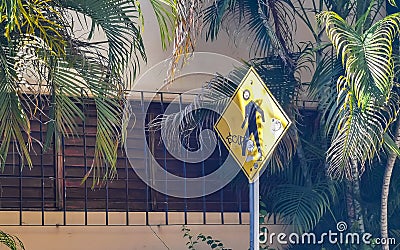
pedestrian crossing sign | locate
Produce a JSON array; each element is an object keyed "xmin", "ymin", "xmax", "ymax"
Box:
[{"xmin": 214, "ymin": 67, "xmax": 292, "ymax": 182}]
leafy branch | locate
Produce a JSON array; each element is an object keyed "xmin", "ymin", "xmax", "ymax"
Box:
[{"xmin": 182, "ymin": 225, "xmax": 229, "ymax": 250}]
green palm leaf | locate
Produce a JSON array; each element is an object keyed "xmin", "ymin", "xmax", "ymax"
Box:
[
  {"xmin": 388, "ymin": 0, "xmax": 397, "ymax": 7},
  {"xmin": 46, "ymin": 44, "xmax": 125, "ymax": 182},
  {"xmin": 1, "ymin": 0, "xmax": 149, "ymax": 183},
  {"xmin": 0, "ymin": 230, "xmax": 24, "ymax": 250},
  {"xmin": 308, "ymin": 50, "xmax": 345, "ymax": 136},
  {"xmin": 317, "ymin": 11, "xmax": 400, "ymax": 107},
  {"xmin": 270, "ymin": 182, "xmax": 337, "ymax": 234},
  {"xmin": 148, "ymin": 0, "xmax": 175, "ymax": 49},
  {"xmin": 317, "ymin": 11, "xmax": 400, "ymax": 180},
  {"xmin": 0, "ymin": 0, "xmax": 66, "ymax": 54},
  {"xmin": 0, "ymin": 39, "xmax": 32, "ymax": 169},
  {"xmin": 203, "ymin": 0, "xmax": 295, "ymax": 62},
  {"xmin": 61, "ymin": 0, "xmax": 146, "ymax": 84},
  {"xmin": 326, "ymin": 94, "xmax": 399, "ymax": 179}
]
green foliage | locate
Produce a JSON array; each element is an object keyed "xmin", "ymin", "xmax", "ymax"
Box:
[
  {"xmin": 316, "ymin": 10, "xmax": 400, "ymax": 180},
  {"xmin": 0, "ymin": 230, "xmax": 24, "ymax": 250},
  {"xmin": 0, "ymin": 0, "xmax": 65, "ymax": 54},
  {"xmin": 270, "ymin": 182, "xmax": 337, "ymax": 234},
  {"xmin": 197, "ymin": 234, "xmax": 226, "ymax": 250},
  {"xmin": 182, "ymin": 226, "xmax": 199, "ymax": 249},
  {"xmin": 317, "ymin": 11, "xmax": 400, "ymax": 106},
  {"xmin": 148, "ymin": 0, "xmax": 175, "ymax": 49},
  {"xmin": 203, "ymin": 0, "xmax": 295, "ymax": 63},
  {"xmin": 182, "ymin": 226, "xmax": 229, "ymax": 250},
  {"xmin": 61, "ymin": 0, "xmax": 146, "ymax": 81},
  {"xmin": 0, "ymin": 0, "xmax": 158, "ymax": 184}
]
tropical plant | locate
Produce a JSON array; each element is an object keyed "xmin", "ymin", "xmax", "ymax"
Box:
[
  {"xmin": 317, "ymin": 5, "xmax": 400, "ymax": 244},
  {"xmin": 264, "ymin": 148, "xmax": 339, "ymax": 234},
  {"xmin": 0, "ymin": 0, "xmax": 192, "ymax": 184},
  {"xmin": 0, "ymin": 230, "xmax": 24, "ymax": 250},
  {"xmin": 182, "ymin": 225, "xmax": 230, "ymax": 250},
  {"xmin": 203, "ymin": 0, "xmax": 296, "ymax": 66}
]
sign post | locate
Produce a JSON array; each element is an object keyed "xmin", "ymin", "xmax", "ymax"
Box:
[
  {"xmin": 214, "ymin": 67, "xmax": 291, "ymax": 250},
  {"xmin": 249, "ymin": 174, "xmax": 259, "ymax": 249}
]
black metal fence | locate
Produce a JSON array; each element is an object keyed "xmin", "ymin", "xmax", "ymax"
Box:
[
  {"xmin": 0, "ymin": 90, "xmax": 252, "ymax": 226},
  {"xmin": 0, "ymin": 88, "xmax": 317, "ymax": 226}
]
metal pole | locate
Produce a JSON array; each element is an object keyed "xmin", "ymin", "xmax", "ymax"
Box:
[{"xmin": 250, "ymin": 174, "xmax": 260, "ymax": 250}]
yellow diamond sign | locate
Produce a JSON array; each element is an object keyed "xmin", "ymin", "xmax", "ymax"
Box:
[{"xmin": 214, "ymin": 67, "xmax": 292, "ymax": 182}]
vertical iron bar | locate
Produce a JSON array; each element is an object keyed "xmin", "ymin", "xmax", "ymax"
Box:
[
  {"xmin": 82, "ymin": 92, "xmax": 88, "ymax": 226},
  {"xmin": 18, "ymin": 144, "xmax": 22, "ymax": 226},
  {"xmin": 200, "ymin": 100, "xmax": 206, "ymax": 223},
  {"xmin": 104, "ymin": 95, "xmax": 109, "ymax": 225},
  {"xmin": 160, "ymin": 93, "xmax": 168, "ymax": 225},
  {"xmin": 218, "ymin": 141, "xmax": 224, "ymax": 224},
  {"xmin": 104, "ymin": 90, "xmax": 109, "ymax": 225},
  {"xmin": 40, "ymin": 96, "xmax": 45, "ymax": 225},
  {"xmin": 62, "ymin": 136, "xmax": 66, "ymax": 225},
  {"xmin": 53, "ymin": 116, "xmax": 57, "ymax": 215},
  {"xmin": 106, "ymin": 180, "xmax": 109, "ymax": 225},
  {"xmin": 125, "ymin": 96, "xmax": 130, "ymax": 224},
  {"xmin": 202, "ymin": 159, "xmax": 206, "ymax": 224},
  {"xmin": 220, "ymin": 186, "xmax": 224, "ymax": 224},
  {"xmin": 238, "ymin": 189, "xmax": 242, "ymax": 224},
  {"xmin": 141, "ymin": 92, "xmax": 149, "ymax": 225},
  {"xmin": 179, "ymin": 94, "xmax": 188, "ymax": 224},
  {"xmin": 125, "ymin": 154, "xmax": 129, "ymax": 225}
]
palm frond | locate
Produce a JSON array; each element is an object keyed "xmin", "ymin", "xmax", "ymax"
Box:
[
  {"xmin": 41, "ymin": 60, "xmax": 84, "ymax": 150},
  {"xmin": 0, "ymin": 0, "xmax": 147, "ymax": 183},
  {"xmin": 322, "ymin": 0, "xmax": 353, "ymax": 19},
  {"xmin": 0, "ymin": 0, "xmax": 66, "ymax": 54},
  {"xmin": 203, "ymin": 0, "xmax": 295, "ymax": 63},
  {"xmin": 317, "ymin": 11, "xmax": 400, "ymax": 180},
  {"xmin": 0, "ymin": 230, "xmax": 24, "ymax": 250},
  {"xmin": 61, "ymin": 0, "xmax": 146, "ymax": 85},
  {"xmin": 326, "ymin": 88, "xmax": 400, "ymax": 180},
  {"xmin": 388, "ymin": 0, "xmax": 398, "ymax": 7},
  {"xmin": 0, "ymin": 38, "xmax": 33, "ymax": 169},
  {"xmin": 270, "ymin": 182, "xmax": 338, "ymax": 234},
  {"xmin": 168, "ymin": 0, "xmax": 204, "ymax": 80},
  {"xmin": 59, "ymin": 44, "xmax": 125, "ymax": 183},
  {"xmin": 308, "ymin": 49, "xmax": 345, "ymax": 135},
  {"xmin": 317, "ymin": 11, "xmax": 400, "ymax": 108},
  {"xmin": 148, "ymin": 0, "xmax": 175, "ymax": 50}
]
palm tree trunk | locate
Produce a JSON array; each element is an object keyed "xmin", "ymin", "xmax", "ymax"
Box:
[
  {"xmin": 346, "ymin": 181, "xmax": 356, "ymax": 228},
  {"xmin": 348, "ymin": 159, "xmax": 365, "ymax": 233},
  {"xmin": 381, "ymin": 120, "xmax": 400, "ymax": 250}
]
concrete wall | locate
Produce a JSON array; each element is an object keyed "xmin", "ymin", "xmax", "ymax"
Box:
[
  {"xmin": 0, "ymin": 212, "xmax": 287, "ymax": 250},
  {"xmin": 2, "ymin": 225, "xmax": 248, "ymax": 250}
]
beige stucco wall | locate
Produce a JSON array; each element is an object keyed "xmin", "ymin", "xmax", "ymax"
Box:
[
  {"xmin": 0, "ymin": 212, "xmax": 287, "ymax": 250},
  {"xmin": 0, "ymin": 224, "xmax": 288, "ymax": 250},
  {"xmin": 1, "ymin": 225, "xmax": 247, "ymax": 250}
]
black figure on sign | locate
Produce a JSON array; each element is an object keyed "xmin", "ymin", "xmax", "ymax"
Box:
[{"xmin": 241, "ymin": 89, "xmax": 265, "ymax": 158}]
